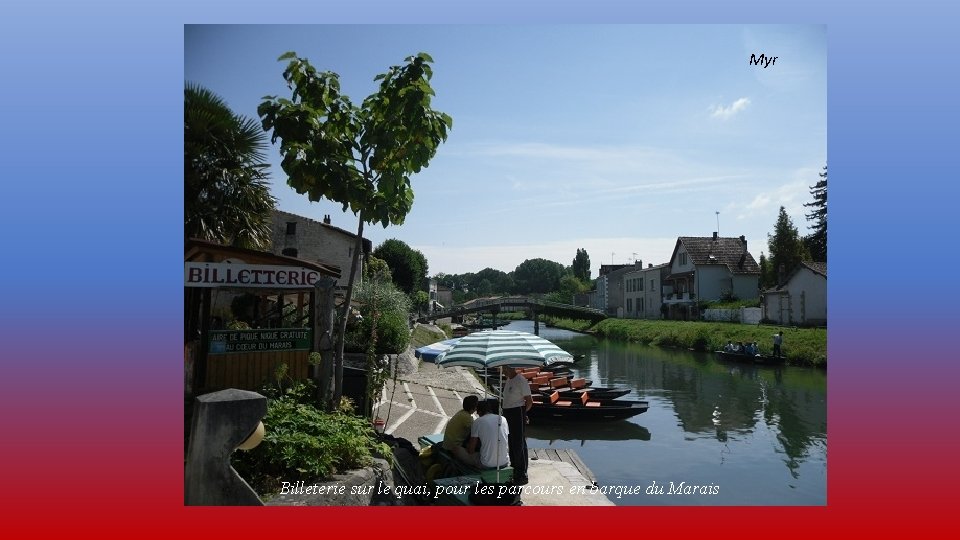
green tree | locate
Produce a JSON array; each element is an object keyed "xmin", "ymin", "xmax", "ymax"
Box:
[
  {"xmin": 471, "ymin": 268, "xmax": 514, "ymax": 295},
  {"xmin": 546, "ymin": 274, "xmax": 590, "ymax": 303},
  {"xmin": 767, "ymin": 206, "xmax": 810, "ymax": 286},
  {"xmin": 185, "ymin": 83, "xmax": 276, "ymax": 248},
  {"xmin": 373, "ymin": 238, "xmax": 428, "ymax": 295},
  {"xmin": 758, "ymin": 252, "xmax": 773, "ymax": 289},
  {"xmin": 803, "ymin": 165, "xmax": 828, "ymax": 262},
  {"xmin": 259, "ymin": 52, "xmax": 451, "ymax": 408},
  {"xmin": 512, "ymin": 258, "xmax": 565, "ymax": 294},
  {"xmin": 572, "ymin": 248, "xmax": 591, "ymax": 282}
]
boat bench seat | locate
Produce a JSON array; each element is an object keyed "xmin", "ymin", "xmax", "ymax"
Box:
[
  {"xmin": 582, "ymin": 392, "xmax": 600, "ymax": 407},
  {"xmin": 547, "ymin": 391, "xmax": 573, "ymax": 407}
]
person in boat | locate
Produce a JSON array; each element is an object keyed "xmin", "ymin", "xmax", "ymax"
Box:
[
  {"xmin": 465, "ymin": 399, "xmax": 510, "ymax": 469},
  {"xmin": 751, "ymin": 341, "xmax": 760, "ymax": 356},
  {"xmin": 443, "ymin": 395, "xmax": 479, "ymax": 466},
  {"xmin": 772, "ymin": 331, "xmax": 784, "ymax": 357},
  {"xmin": 724, "ymin": 341, "xmax": 735, "ymax": 352},
  {"xmin": 743, "ymin": 342, "xmax": 755, "ymax": 356},
  {"xmin": 731, "ymin": 342, "xmax": 742, "ymax": 353},
  {"xmin": 501, "ymin": 365, "xmax": 533, "ymax": 485}
]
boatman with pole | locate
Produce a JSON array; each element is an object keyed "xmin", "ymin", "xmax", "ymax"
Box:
[{"xmin": 501, "ymin": 366, "xmax": 533, "ymax": 485}]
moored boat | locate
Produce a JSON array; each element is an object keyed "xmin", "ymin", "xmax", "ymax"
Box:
[
  {"xmin": 714, "ymin": 350, "xmax": 786, "ymax": 365},
  {"xmin": 528, "ymin": 390, "xmax": 649, "ymax": 421}
]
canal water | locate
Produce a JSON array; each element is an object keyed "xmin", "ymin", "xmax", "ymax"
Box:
[{"xmin": 501, "ymin": 320, "xmax": 827, "ymax": 506}]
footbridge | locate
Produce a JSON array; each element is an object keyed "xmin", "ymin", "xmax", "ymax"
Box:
[{"xmin": 417, "ymin": 296, "xmax": 606, "ymax": 335}]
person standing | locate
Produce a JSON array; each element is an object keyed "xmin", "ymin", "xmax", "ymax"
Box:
[
  {"xmin": 772, "ymin": 331, "xmax": 784, "ymax": 357},
  {"xmin": 443, "ymin": 395, "xmax": 479, "ymax": 466},
  {"xmin": 500, "ymin": 366, "xmax": 533, "ymax": 485}
]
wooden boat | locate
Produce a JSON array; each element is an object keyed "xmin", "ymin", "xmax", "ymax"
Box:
[
  {"xmin": 528, "ymin": 391, "xmax": 649, "ymax": 421},
  {"xmin": 540, "ymin": 387, "xmax": 631, "ymax": 400},
  {"xmin": 714, "ymin": 350, "xmax": 786, "ymax": 365}
]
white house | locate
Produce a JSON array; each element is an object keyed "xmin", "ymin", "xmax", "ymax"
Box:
[
  {"xmin": 762, "ymin": 261, "xmax": 827, "ymax": 326},
  {"xmin": 663, "ymin": 234, "xmax": 760, "ymax": 320}
]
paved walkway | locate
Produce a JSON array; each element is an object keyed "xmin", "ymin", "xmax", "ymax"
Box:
[{"xmin": 372, "ymin": 351, "xmax": 613, "ymax": 506}]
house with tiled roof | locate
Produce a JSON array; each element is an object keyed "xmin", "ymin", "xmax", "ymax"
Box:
[
  {"xmin": 270, "ymin": 210, "xmax": 372, "ymax": 291},
  {"xmin": 761, "ymin": 261, "xmax": 827, "ymax": 326},
  {"xmin": 664, "ymin": 233, "xmax": 760, "ymax": 320}
]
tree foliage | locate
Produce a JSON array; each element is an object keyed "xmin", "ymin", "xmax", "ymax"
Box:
[
  {"xmin": 185, "ymin": 83, "xmax": 276, "ymax": 249},
  {"xmin": 259, "ymin": 51, "xmax": 451, "ymax": 408},
  {"xmin": 803, "ymin": 165, "xmax": 827, "ymax": 262},
  {"xmin": 767, "ymin": 206, "xmax": 810, "ymax": 286},
  {"xmin": 512, "ymin": 258, "xmax": 565, "ymax": 294},
  {"xmin": 572, "ymin": 248, "xmax": 591, "ymax": 282},
  {"xmin": 373, "ymin": 238, "xmax": 428, "ymax": 295}
]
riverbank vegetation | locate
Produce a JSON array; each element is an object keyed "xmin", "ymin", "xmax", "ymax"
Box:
[{"xmin": 546, "ymin": 317, "xmax": 826, "ymax": 368}]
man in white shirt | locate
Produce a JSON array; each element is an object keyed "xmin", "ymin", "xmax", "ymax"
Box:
[
  {"xmin": 500, "ymin": 365, "xmax": 533, "ymax": 484},
  {"xmin": 466, "ymin": 399, "xmax": 510, "ymax": 468}
]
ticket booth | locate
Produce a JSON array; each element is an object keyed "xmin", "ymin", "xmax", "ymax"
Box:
[{"xmin": 184, "ymin": 239, "xmax": 340, "ymax": 396}]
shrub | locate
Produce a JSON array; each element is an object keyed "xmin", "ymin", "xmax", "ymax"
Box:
[
  {"xmin": 232, "ymin": 381, "xmax": 390, "ymax": 495},
  {"xmin": 345, "ymin": 311, "xmax": 410, "ymax": 354}
]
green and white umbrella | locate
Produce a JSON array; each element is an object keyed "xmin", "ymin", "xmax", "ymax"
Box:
[
  {"xmin": 436, "ymin": 330, "xmax": 572, "ymax": 483},
  {"xmin": 435, "ymin": 330, "xmax": 573, "ymax": 369}
]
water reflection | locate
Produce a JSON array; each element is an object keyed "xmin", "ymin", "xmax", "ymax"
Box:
[
  {"xmin": 502, "ymin": 320, "xmax": 827, "ymax": 505},
  {"xmin": 528, "ymin": 420, "xmax": 651, "ymax": 444}
]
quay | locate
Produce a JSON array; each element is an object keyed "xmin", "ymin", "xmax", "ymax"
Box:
[{"xmin": 374, "ymin": 331, "xmax": 613, "ymax": 506}]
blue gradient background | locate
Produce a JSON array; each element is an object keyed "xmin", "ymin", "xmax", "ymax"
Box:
[{"xmin": 1, "ymin": 0, "xmax": 956, "ymax": 535}]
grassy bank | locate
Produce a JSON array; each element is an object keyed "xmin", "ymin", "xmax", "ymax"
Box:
[{"xmin": 546, "ymin": 317, "xmax": 827, "ymax": 368}]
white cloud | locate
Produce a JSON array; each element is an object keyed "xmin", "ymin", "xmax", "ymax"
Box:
[{"xmin": 710, "ymin": 97, "xmax": 751, "ymax": 119}]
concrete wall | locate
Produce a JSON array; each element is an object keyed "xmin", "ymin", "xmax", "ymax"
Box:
[
  {"xmin": 763, "ymin": 268, "xmax": 826, "ymax": 325},
  {"xmin": 702, "ymin": 307, "xmax": 763, "ymax": 324},
  {"xmin": 696, "ymin": 265, "xmax": 731, "ymax": 301}
]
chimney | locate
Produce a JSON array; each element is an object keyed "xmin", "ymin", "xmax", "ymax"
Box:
[
  {"xmin": 634, "ymin": 259, "xmax": 642, "ymax": 268},
  {"xmin": 648, "ymin": 263, "xmax": 653, "ymax": 268},
  {"xmin": 740, "ymin": 235, "xmax": 747, "ymax": 250},
  {"xmin": 712, "ymin": 231, "xmax": 718, "ymax": 241},
  {"xmin": 323, "ymin": 214, "xmax": 331, "ymax": 224}
]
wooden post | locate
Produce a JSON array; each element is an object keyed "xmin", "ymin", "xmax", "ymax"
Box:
[{"xmin": 313, "ymin": 276, "xmax": 337, "ymax": 407}]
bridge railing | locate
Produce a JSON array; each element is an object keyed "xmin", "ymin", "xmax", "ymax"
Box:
[{"xmin": 420, "ymin": 296, "xmax": 605, "ymax": 321}]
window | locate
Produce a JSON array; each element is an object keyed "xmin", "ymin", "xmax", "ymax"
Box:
[
  {"xmin": 282, "ymin": 248, "xmax": 298, "ymax": 257},
  {"xmin": 626, "ymin": 299, "xmax": 632, "ymax": 313},
  {"xmin": 650, "ymin": 278, "xmax": 655, "ymax": 291},
  {"xmin": 285, "ymin": 222, "xmax": 297, "ymax": 235},
  {"xmin": 639, "ymin": 278, "xmax": 643, "ymax": 291},
  {"xmin": 679, "ymin": 252, "xmax": 687, "ymax": 265}
]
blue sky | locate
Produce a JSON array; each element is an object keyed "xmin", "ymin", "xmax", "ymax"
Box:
[{"xmin": 185, "ymin": 24, "xmax": 826, "ymax": 278}]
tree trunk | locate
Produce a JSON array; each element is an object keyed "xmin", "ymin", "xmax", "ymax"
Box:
[{"xmin": 332, "ymin": 213, "xmax": 365, "ymax": 409}]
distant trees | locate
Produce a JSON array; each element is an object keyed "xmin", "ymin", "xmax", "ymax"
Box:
[
  {"xmin": 184, "ymin": 83, "xmax": 276, "ymax": 249},
  {"xmin": 572, "ymin": 248, "xmax": 591, "ymax": 282},
  {"xmin": 373, "ymin": 238, "xmax": 428, "ymax": 295},
  {"xmin": 803, "ymin": 166, "xmax": 827, "ymax": 261},
  {"xmin": 512, "ymin": 258, "xmax": 565, "ymax": 294},
  {"xmin": 767, "ymin": 206, "xmax": 810, "ymax": 287}
]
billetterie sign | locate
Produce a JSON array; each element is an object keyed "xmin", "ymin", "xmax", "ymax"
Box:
[{"xmin": 185, "ymin": 262, "xmax": 322, "ymax": 288}]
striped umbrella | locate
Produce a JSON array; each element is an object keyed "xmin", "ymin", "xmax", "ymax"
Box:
[
  {"xmin": 414, "ymin": 338, "xmax": 461, "ymax": 363},
  {"xmin": 435, "ymin": 330, "xmax": 573, "ymax": 369}
]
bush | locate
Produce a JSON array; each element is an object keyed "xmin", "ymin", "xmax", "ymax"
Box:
[
  {"xmin": 232, "ymin": 381, "xmax": 390, "ymax": 495},
  {"xmin": 344, "ymin": 311, "xmax": 410, "ymax": 354}
]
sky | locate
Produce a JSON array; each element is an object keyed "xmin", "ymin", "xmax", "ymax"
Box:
[{"xmin": 185, "ymin": 24, "xmax": 826, "ymax": 279}]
